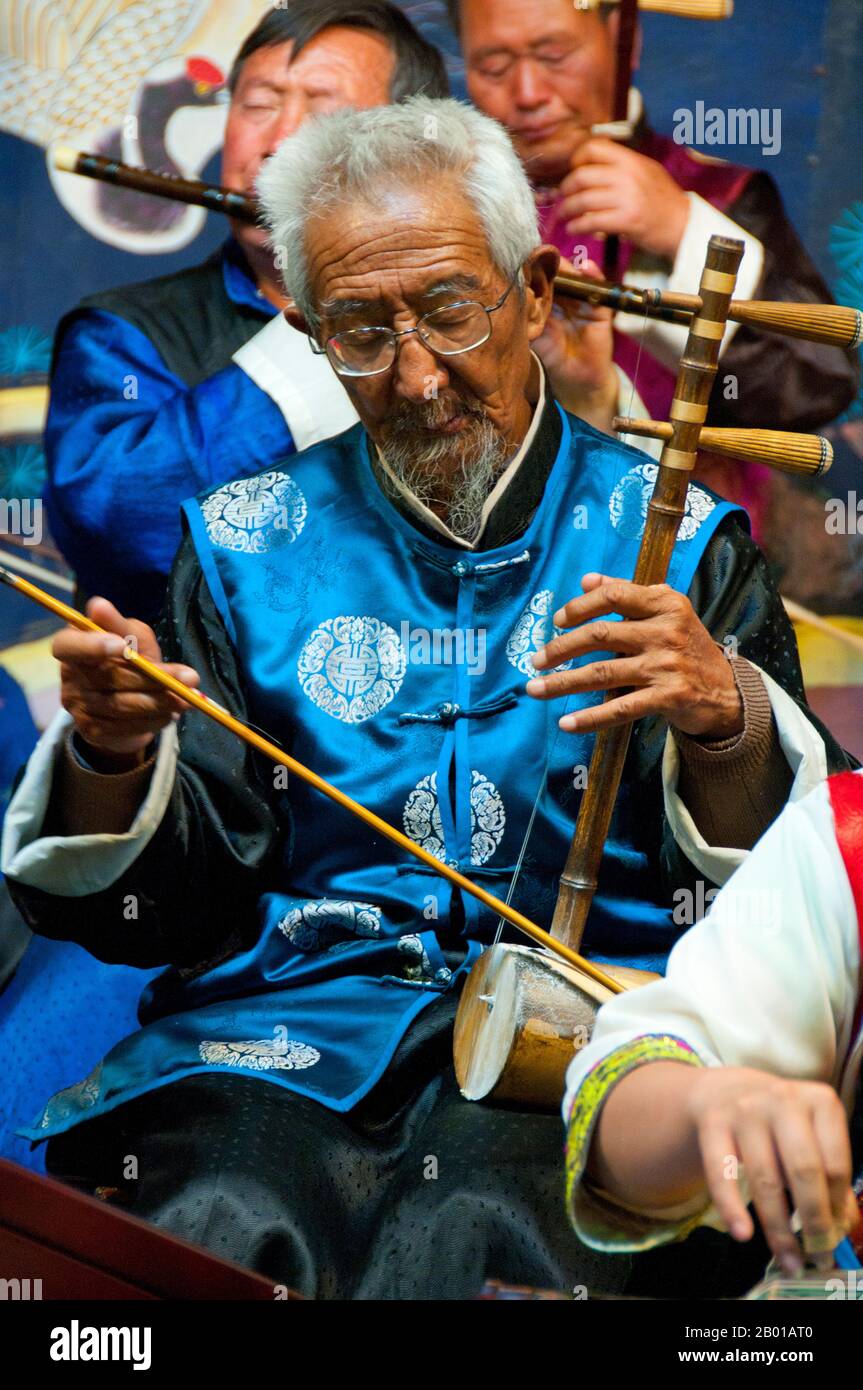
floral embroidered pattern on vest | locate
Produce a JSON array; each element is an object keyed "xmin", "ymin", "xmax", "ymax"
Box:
[
  {"xmin": 403, "ymin": 769, "xmax": 506, "ymax": 866},
  {"xmin": 201, "ymin": 471, "xmax": 307, "ymax": 553},
  {"xmin": 277, "ymin": 899, "xmax": 383, "ymax": 951},
  {"xmin": 297, "ymin": 615, "xmax": 407, "ymax": 723},
  {"xmin": 506, "ymin": 588, "xmax": 568, "ymax": 675},
  {"xmin": 198, "ymin": 1038, "xmax": 321, "ymax": 1071},
  {"xmin": 610, "ymin": 463, "xmax": 717, "ymax": 542}
]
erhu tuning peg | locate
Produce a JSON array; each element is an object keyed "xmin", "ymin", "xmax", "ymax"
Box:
[{"xmin": 614, "ymin": 418, "xmax": 833, "ymax": 477}]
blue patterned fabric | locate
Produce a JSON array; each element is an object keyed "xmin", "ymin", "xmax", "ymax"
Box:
[
  {"xmin": 0, "ymin": 670, "xmax": 160, "ymax": 1170},
  {"xmin": 23, "ymin": 409, "xmax": 743, "ymax": 1142},
  {"xmin": 0, "ymin": 938, "xmax": 159, "ymax": 1171},
  {"xmin": 8, "ymin": 246, "xmax": 291, "ymax": 1162},
  {"xmin": 0, "ymin": 668, "xmax": 38, "ymax": 988}
]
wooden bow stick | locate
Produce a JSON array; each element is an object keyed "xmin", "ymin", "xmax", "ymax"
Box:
[
  {"xmin": 0, "ymin": 564, "xmax": 623, "ymax": 997},
  {"xmin": 580, "ymin": 0, "xmax": 733, "ymax": 274},
  {"xmin": 782, "ymin": 598, "xmax": 863, "ymax": 660},
  {"xmin": 594, "ymin": 0, "xmax": 638, "ymax": 278}
]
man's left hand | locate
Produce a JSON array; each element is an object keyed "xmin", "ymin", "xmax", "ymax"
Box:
[
  {"xmin": 525, "ymin": 573, "xmax": 744, "ymax": 739},
  {"xmin": 533, "ymin": 255, "xmax": 618, "ymax": 433},
  {"xmin": 559, "ymin": 139, "xmax": 690, "ymax": 261}
]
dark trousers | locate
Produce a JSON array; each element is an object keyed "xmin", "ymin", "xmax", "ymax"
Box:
[{"xmin": 45, "ymin": 997, "xmax": 767, "ymax": 1300}]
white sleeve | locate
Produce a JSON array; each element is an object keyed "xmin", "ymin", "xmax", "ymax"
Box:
[
  {"xmin": 0, "ymin": 710, "xmax": 178, "ymax": 897},
  {"xmin": 622, "ymin": 192, "xmax": 764, "ymax": 373},
  {"xmin": 662, "ymin": 662, "xmax": 829, "ymax": 886},
  {"xmin": 232, "ymin": 313, "xmax": 359, "ymax": 450},
  {"xmin": 562, "ymin": 777, "xmax": 859, "ymax": 1249},
  {"xmin": 613, "ymin": 363, "xmax": 663, "ymax": 461}
]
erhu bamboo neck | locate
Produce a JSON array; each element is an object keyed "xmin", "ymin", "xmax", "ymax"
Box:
[{"xmin": 548, "ymin": 234, "xmax": 744, "ymax": 953}]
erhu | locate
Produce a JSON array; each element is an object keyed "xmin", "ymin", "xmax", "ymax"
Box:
[
  {"xmin": 452, "ymin": 232, "xmax": 853, "ymax": 1109},
  {"xmin": 0, "ymin": 567, "xmax": 626, "ymax": 1005}
]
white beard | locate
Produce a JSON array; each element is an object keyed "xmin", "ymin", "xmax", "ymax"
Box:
[{"xmin": 379, "ymin": 405, "xmax": 510, "ymax": 543}]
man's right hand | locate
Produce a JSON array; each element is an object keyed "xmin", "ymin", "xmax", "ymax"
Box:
[
  {"xmin": 52, "ymin": 597, "xmax": 200, "ymax": 772},
  {"xmin": 557, "ymin": 136, "xmax": 691, "ymax": 262}
]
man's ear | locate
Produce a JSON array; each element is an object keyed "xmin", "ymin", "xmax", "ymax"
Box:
[
  {"xmin": 523, "ymin": 245, "xmax": 560, "ymax": 341},
  {"xmin": 284, "ymin": 305, "xmax": 312, "ymax": 337}
]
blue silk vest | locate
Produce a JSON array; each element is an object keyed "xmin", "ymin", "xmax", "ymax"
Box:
[{"xmin": 26, "ymin": 409, "xmax": 743, "ymax": 1139}]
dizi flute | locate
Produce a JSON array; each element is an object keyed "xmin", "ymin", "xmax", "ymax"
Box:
[{"xmin": 53, "ymin": 147, "xmax": 260, "ymax": 224}]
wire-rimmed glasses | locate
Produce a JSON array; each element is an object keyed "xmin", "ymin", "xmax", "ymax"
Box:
[{"xmin": 310, "ymin": 277, "xmax": 519, "ymax": 377}]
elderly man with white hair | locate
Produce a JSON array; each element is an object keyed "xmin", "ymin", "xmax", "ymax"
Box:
[{"xmin": 2, "ymin": 97, "xmax": 850, "ymax": 1299}]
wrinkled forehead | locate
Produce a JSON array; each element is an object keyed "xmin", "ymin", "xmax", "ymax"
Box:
[
  {"xmin": 233, "ymin": 27, "xmax": 394, "ymax": 96},
  {"xmin": 460, "ymin": 0, "xmax": 601, "ymax": 50},
  {"xmin": 304, "ymin": 177, "xmax": 502, "ymax": 310}
]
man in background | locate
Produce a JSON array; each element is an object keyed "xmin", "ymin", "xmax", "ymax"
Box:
[
  {"xmin": 45, "ymin": 2, "xmax": 449, "ymax": 624},
  {"xmin": 448, "ymin": 0, "xmax": 858, "ymax": 525}
]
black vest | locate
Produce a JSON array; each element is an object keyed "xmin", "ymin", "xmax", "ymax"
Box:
[{"xmin": 69, "ymin": 250, "xmax": 268, "ymax": 388}]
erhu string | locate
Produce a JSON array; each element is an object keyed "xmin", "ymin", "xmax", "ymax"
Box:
[{"xmin": 492, "ymin": 695, "xmax": 560, "ymax": 947}]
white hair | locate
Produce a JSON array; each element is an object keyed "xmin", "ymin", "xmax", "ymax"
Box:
[{"xmin": 256, "ymin": 96, "xmax": 541, "ymax": 326}]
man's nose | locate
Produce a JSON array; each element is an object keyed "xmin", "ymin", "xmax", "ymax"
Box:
[
  {"xmin": 511, "ymin": 58, "xmax": 549, "ymax": 109},
  {"xmin": 392, "ymin": 334, "xmax": 448, "ymax": 404}
]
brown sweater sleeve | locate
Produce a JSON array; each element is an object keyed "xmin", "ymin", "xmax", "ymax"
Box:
[
  {"xmin": 673, "ymin": 655, "xmax": 793, "ymax": 852},
  {"xmin": 43, "ymin": 732, "xmax": 157, "ymax": 838}
]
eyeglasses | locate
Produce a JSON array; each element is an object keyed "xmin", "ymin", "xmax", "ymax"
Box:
[{"xmin": 310, "ymin": 277, "xmax": 520, "ymax": 378}]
